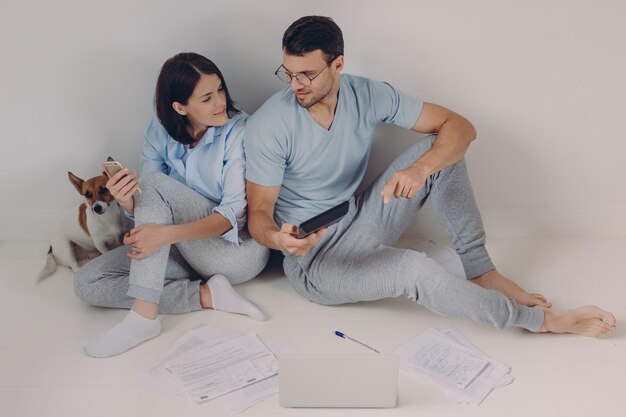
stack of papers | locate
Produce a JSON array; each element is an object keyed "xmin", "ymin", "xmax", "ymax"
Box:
[
  {"xmin": 394, "ymin": 327, "xmax": 513, "ymax": 405},
  {"xmin": 140, "ymin": 324, "xmax": 296, "ymax": 414}
]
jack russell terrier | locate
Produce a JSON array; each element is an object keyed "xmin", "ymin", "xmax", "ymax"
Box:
[{"xmin": 38, "ymin": 162, "xmax": 133, "ymax": 281}]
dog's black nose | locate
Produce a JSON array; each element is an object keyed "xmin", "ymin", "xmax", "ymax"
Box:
[{"xmin": 93, "ymin": 205, "xmax": 103, "ymax": 214}]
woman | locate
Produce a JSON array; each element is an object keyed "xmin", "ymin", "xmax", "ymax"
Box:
[{"xmin": 74, "ymin": 53, "xmax": 269, "ymax": 358}]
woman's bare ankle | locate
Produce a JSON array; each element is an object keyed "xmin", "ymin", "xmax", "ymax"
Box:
[
  {"xmin": 200, "ymin": 283, "xmax": 213, "ymax": 309},
  {"xmin": 131, "ymin": 299, "xmax": 158, "ymax": 320}
]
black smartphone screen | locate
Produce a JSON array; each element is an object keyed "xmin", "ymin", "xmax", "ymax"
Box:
[{"xmin": 297, "ymin": 201, "xmax": 349, "ymax": 238}]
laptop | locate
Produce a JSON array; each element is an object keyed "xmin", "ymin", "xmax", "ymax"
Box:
[{"xmin": 278, "ymin": 354, "xmax": 399, "ymax": 408}]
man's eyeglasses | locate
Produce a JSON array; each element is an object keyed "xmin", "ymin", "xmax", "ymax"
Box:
[{"xmin": 274, "ymin": 62, "xmax": 332, "ymax": 87}]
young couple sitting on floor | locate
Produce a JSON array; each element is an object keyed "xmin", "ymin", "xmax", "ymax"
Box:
[{"xmin": 74, "ymin": 15, "xmax": 616, "ymax": 358}]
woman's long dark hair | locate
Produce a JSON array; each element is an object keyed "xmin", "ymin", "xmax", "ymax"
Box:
[{"xmin": 155, "ymin": 52, "xmax": 239, "ymax": 145}]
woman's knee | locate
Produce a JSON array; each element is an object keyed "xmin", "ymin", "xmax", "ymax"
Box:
[
  {"xmin": 227, "ymin": 244, "xmax": 270, "ymax": 284},
  {"xmin": 250, "ymin": 245, "xmax": 270, "ymax": 275},
  {"xmin": 73, "ymin": 262, "xmax": 100, "ymax": 304},
  {"xmin": 139, "ymin": 171, "xmax": 171, "ymax": 191}
]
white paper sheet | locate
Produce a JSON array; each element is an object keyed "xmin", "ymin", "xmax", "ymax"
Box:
[
  {"xmin": 440, "ymin": 327, "xmax": 514, "ymax": 390},
  {"xmin": 140, "ymin": 325, "xmax": 241, "ymax": 403},
  {"xmin": 217, "ymin": 340, "xmax": 298, "ymax": 414},
  {"xmin": 165, "ymin": 333, "xmax": 278, "ymax": 404},
  {"xmin": 395, "ymin": 327, "xmax": 513, "ymax": 405},
  {"xmin": 395, "ymin": 328, "xmax": 489, "ymax": 389}
]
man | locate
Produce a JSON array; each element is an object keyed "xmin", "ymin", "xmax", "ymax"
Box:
[{"xmin": 244, "ymin": 16, "xmax": 615, "ymax": 336}]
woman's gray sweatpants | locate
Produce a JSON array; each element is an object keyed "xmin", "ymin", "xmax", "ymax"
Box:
[
  {"xmin": 74, "ymin": 173, "xmax": 269, "ymax": 314},
  {"xmin": 283, "ymin": 135, "xmax": 544, "ymax": 331}
]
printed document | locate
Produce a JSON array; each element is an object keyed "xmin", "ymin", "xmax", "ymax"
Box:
[
  {"xmin": 140, "ymin": 325, "xmax": 240, "ymax": 403},
  {"xmin": 140, "ymin": 325, "xmax": 295, "ymax": 412},
  {"xmin": 218, "ymin": 340, "xmax": 297, "ymax": 414},
  {"xmin": 165, "ymin": 332, "xmax": 278, "ymax": 404},
  {"xmin": 395, "ymin": 327, "xmax": 513, "ymax": 405}
]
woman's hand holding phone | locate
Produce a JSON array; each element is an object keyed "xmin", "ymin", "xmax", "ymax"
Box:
[{"xmin": 102, "ymin": 161, "xmax": 141, "ymax": 214}]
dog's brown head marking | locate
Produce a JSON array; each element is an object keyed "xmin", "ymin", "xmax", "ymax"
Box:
[{"xmin": 68, "ymin": 172, "xmax": 115, "ymax": 207}]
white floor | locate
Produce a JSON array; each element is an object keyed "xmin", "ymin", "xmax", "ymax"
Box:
[{"xmin": 1, "ymin": 238, "xmax": 625, "ymax": 417}]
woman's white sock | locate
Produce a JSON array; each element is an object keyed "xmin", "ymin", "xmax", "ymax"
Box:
[
  {"xmin": 207, "ymin": 274, "xmax": 266, "ymax": 321},
  {"xmin": 84, "ymin": 309, "xmax": 161, "ymax": 358}
]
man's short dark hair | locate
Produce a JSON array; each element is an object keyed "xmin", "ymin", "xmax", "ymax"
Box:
[{"xmin": 282, "ymin": 16, "xmax": 344, "ymax": 63}]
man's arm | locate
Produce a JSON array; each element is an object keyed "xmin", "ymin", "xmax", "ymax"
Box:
[
  {"xmin": 246, "ymin": 180, "xmax": 326, "ymax": 256},
  {"xmin": 246, "ymin": 181, "xmax": 282, "ymax": 250},
  {"xmin": 381, "ymin": 102, "xmax": 476, "ymax": 203},
  {"xmin": 411, "ymin": 102, "xmax": 476, "ymax": 174}
]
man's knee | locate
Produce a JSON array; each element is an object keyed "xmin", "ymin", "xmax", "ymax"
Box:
[
  {"xmin": 386, "ymin": 134, "xmax": 438, "ymax": 177},
  {"xmin": 398, "ymin": 249, "xmax": 447, "ymax": 303},
  {"xmin": 412, "ymin": 133, "xmax": 437, "ymax": 156}
]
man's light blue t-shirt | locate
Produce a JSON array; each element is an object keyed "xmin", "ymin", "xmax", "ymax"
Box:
[
  {"xmin": 140, "ymin": 113, "xmax": 247, "ymax": 245},
  {"xmin": 244, "ymin": 74, "xmax": 423, "ymax": 227}
]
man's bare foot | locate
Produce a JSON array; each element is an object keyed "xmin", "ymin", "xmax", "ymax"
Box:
[
  {"xmin": 540, "ymin": 306, "xmax": 616, "ymax": 337},
  {"xmin": 472, "ymin": 269, "xmax": 552, "ymax": 308}
]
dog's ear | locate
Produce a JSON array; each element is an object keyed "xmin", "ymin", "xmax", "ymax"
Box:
[{"xmin": 68, "ymin": 172, "xmax": 84, "ymax": 194}]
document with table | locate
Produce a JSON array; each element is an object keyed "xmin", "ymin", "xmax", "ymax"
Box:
[
  {"xmin": 140, "ymin": 324, "xmax": 296, "ymax": 414},
  {"xmin": 165, "ymin": 333, "xmax": 277, "ymax": 403},
  {"xmin": 394, "ymin": 327, "xmax": 513, "ymax": 405}
]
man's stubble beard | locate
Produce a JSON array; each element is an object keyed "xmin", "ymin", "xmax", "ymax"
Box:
[{"xmin": 296, "ymin": 79, "xmax": 335, "ymax": 109}]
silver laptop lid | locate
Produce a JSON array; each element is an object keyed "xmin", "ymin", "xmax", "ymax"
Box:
[{"xmin": 278, "ymin": 354, "xmax": 398, "ymax": 408}]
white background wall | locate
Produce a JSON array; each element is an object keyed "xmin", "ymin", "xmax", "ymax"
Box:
[{"xmin": 1, "ymin": 0, "xmax": 624, "ymax": 241}]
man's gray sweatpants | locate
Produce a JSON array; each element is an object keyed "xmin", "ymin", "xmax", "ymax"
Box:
[
  {"xmin": 283, "ymin": 135, "xmax": 544, "ymax": 331},
  {"xmin": 74, "ymin": 172, "xmax": 269, "ymax": 314}
]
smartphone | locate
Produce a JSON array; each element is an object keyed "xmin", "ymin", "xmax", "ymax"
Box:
[
  {"xmin": 102, "ymin": 160, "xmax": 124, "ymax": 176},
  {"xmin": 297, "ymin": 201, "xmax": 349, "ymax": 238},
  {"xmin": 102, "ymin": 160, "xmax": 142, "ymax": 194}
]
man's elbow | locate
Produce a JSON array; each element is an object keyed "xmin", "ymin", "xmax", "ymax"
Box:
[
  {"xmin": 468, "ymin": 122, "xmax": 477, "ymax": 143},
  {"xmin": 454, "ymin": 113, "xmax": 476, "ymax": 142}
]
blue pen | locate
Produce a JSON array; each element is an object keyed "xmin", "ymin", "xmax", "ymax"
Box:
[{"xmin": 334, "ymin": 330, "xmax": 380, "ymax": 353}]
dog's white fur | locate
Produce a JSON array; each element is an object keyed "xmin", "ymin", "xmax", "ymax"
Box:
[{"xmin": 38, "ymin": 168, "xmax": 133, "ymax": 281}]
